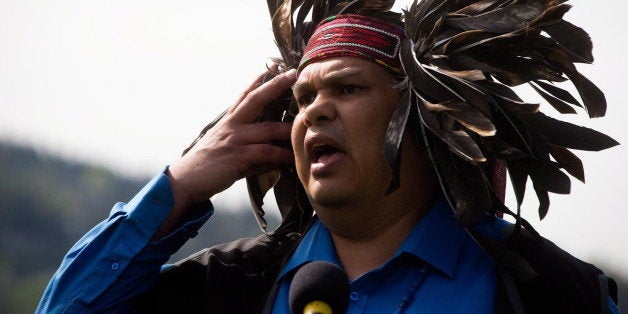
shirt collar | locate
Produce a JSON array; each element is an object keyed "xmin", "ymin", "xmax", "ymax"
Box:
[
  {"xmin": 277, "ymin": 198, "xmax": 466, "ymax": 281},
  {"xmin": 277, "ymin": 219, "xmax": 340, "ymax": 280},
  {"xmin": 395, "ymin": 199, "xmax": 466, "ymax": 277}
]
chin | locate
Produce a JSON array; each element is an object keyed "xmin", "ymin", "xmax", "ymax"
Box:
[{"xmin": 306, "ymin": 181, "xmax": 354, "ymax": 208}]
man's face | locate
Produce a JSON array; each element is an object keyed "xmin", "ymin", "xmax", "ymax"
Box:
[{"xmin": 291, "ymin": 57, "xmax": 400, "ymax": 209}]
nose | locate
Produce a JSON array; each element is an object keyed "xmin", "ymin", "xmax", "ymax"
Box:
[{"xmin": 302, "ymin": 95, "xmax": 337, "ymax": 127}]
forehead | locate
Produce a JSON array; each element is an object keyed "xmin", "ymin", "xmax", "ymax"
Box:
[{"xmin": 294, "ymin": 57, "xmax": 394, "ymax": 87}]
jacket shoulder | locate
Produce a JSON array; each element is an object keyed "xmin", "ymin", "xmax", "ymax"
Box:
[
  {"xmin": 499, "ymin": 227, "xmax": 618, "ymax": 314},
  {"xmin": 135, "ymin": 233, "xmax": 301, "ymax": 313}
]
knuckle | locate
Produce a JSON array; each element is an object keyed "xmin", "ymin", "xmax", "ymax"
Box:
[
  {"xmin": 268, "ymin": 73, "xmax": 289, "ymax": 88},
  {"xmin": 244, "ymin": 91, "xmax": 258, "ymax": 104},
  {"xmin": 207, "ymin": 128, "xmax": 235, "ymax": 148},
  {"xmin": 261, "ymin": 121, "xmax": 278, "ymax": 134},
  {"xmin": 269, "ymin": 76, "xmax": 281, "ymax": 86},
  {"xmin": 234, "ymin": 143, "xmax": 249, "ymax": 156},
  {"xmin": 258, "ymin": 144, "xmax": 275, "ymax": 157},
  {"xmin": 236, "ymin": 91, "xmax": 248, "ymax": 101}
]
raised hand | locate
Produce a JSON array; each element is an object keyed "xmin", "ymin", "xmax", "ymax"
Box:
[{"xmin": 153, "ymin": 68, "xmax": 296, "ymax": 239}]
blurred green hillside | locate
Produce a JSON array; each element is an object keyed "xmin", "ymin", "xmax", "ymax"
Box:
[
  {"xmin": 0, "ymin": 142, "xmax": 268, "ymax": 313},
  {"xmin": 0, "ymin": 142, "xmax": 623, "ymax": 313}
]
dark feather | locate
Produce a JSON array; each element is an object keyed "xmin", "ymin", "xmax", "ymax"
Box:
[
  {"xmin": 273, "ymin": 168, "xmax": 299, "ymax": 217},
  {"xmin": 454, "ymin": 0, "xmax": 510, "ymax": 16},
  {"xmin": 271, "ymin": 0, "xmax": 294, "ymax": 60},
  {"xmin": 543, "ymin": 20, "xmax": 594, "ymax": 63},
  {"xmin": 505, "ymin": 160, "xmax": 528, "ymax": 208},
  {"xmin": 548, "ymin": 145, "xmax": 585, "ymax": 182},
  {"xmin": 272, "ymin": 181, "xmax": 314, "ymax": 235},
  {"xmin": 423, "ymin": 100, "xmax": 496, "ymax": 136},
  {"xmin": 499, "ymin": 98, "xmax": 540, "ymax": 114},
  {"xmin": 534, "ymin": 184, "xmax": 551, "ymax": 220},
  {"xmin": 521, "ymin": 112, "xmax": 619, "ymax": 151},
  {"xmin": 446, "ymin": 3, "xmax": 546, "ymax": 33},
  {"xmin": 427, "ymin": 134, "xmax": 491, "ymax": 226},
  {"xmin": 445, "ymin": 27, "xmax": 538, "ymax": 56},
  {"xmin": 417, "ymin": 94, "xmax": 486, "ymax": 162},
  {"xmin": 571, "ymin": 70, "xmax": 607, "ymax": 118},
  {"xmin": 521, "ymin": 158, "xmax": 571, "ymax": 195},
  {"xmin": 442, "ymin": 29, "xmax": 500, "ymax": 54},
  {"xmin": 434, "ymin": 55, "xmax": 500, "ymax": 76},
  {"xmin": 534, "ymin": 80, "xmax": 582, "ymax": 107},
  {"xmin": 484, "ymin": 138, "xmax": 527, "ymax": 160},
  {"xmin": 416, "ymin": 0, "xmax": 452, "ymax": 41},
  {"xmin": 447, "ymin": 153, "xmax": 492, "ymax": 225},
  {"xmin": 266, "ymin": 0, "xmax": 282, "ymax": 18},
  {"xmin": 404, "ymin": 0, "xmax": 446, "ymax": 42},
  {"xmin": 498, "ymin": 203, "xmax": 543, "ymax": 242},
  {"xmin": 330, "ymin": 0, "xmax": 360, "ymax": 15},
  {"xmin": 363, "ymin": 0, "xmax": 395, "ymax": 10},
  {"xmin": 246, "ymin": 173, "xmax": 277, "ymax": 232},
  {"xmin": 425, "ymin": 67, "xmax": 494, "ymax": 116},
  {"xmin": 475, "ymin": 80, "xmax": 523, "ymax": 103},
  {"xmin": 529, "ymin": 82, "xmax": 577, "ymax": 114},
  {"xmin": 478, "ymin": 54, "xmax": 567, "ymax": 86},
  {"xmin": 439, "ymin": 68, "xmax": 486, "ymax": 81},
  {"xmin": 489, "ymin": 97, "xmax": 537, "ymax": 159},
  {"xmin": 383, "ymin": 90, "xmax": 412, "ymax": 193},
  {"xmin": 528, "ymin": 3, "xmax": 571, "ymax": 29},
  {"xmin": 545, "ymin": 49, "xmax": 606, "ymax": 117},
  {"xmin": 400, "ymin": 39, "xmax": 460, "ymax": 102}
]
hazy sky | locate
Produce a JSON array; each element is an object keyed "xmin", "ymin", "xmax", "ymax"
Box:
[{"xmin": 1, "ymin": 1, "xmax": 627, "ymax": 275}]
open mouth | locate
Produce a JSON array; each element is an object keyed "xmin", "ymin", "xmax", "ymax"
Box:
[{"xmin": 311, "ymin": 144, "xmax": 345, "ymax": 163}]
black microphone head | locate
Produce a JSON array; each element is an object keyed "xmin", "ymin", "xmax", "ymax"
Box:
[{"xmin": 288, "ymin": 261, "xmax": 350, "ymax": 314}]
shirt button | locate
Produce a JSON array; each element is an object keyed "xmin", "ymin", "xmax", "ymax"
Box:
[
  {"xmin": 350, "ymin": 291, "xmax": 359, "ymax": 302},
  {"xmin": 111, "ymin": 262, "xmax": 119, "ymax": 271}
]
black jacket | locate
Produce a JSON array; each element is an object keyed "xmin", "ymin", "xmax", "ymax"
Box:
[{"xmin": 135, "ymin": 226, "xmax": 618, "ymax": 314}]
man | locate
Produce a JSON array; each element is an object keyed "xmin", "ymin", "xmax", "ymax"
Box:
[{"xmin": 38, "ymin": 1, "xmax": 619, "ymax": 313}]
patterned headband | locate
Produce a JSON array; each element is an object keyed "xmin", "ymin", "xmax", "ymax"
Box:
[{"xmin": 298, "ymin": 15, "xmax": 406, "ymax": 74}]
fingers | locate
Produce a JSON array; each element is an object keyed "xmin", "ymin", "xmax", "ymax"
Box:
[
  {"xmin": 229, "ymin": 63, "xmax": 281, "ymax": 114},
  {"xmin": 239, "ymin": 121, "xmax": 292, "ymax": 144},
  {"xmin": 232, "ymin": 68, "xmax": 297, "ymax": 123},
  {"xmin": 243, "ymin": 144, "xmax": 294, "ymax": 166}
]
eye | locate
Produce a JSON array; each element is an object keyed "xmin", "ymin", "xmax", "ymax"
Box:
[
  {"xmin": 296, "ymin": 92, "xmax": 316, "ymax": 107},
  {"xmin": 340, "ymin": 85, "xmax": 362, "ymax": 95}
]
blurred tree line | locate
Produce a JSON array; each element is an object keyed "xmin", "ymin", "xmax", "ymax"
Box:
[
  {"xmin": 0, "ymin": 142, "xmax": 270, "ymax": 313},
  {"xmin": 0, "ymin": 142, "xmax": 623, "ymax": 312}
]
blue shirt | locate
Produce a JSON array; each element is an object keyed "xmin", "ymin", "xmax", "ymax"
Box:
[
  {"xmin": 271, "ymin": 199, "xmax": 504, "ymax": 314},
  {"xmin": 36, "ymin": 170, "xmax": 621, "ymax": 313},
  {"xmin": 37, "ymin": 170, "xmax": 213, "ymax": 313}
]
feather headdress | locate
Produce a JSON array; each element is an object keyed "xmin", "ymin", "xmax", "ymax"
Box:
[{"xmin": 184, "ymin": 0, "xmax": 618, "ymax": 277}]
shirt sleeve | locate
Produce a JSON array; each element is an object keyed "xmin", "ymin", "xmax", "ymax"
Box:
[
  {"xmin": 608, "ymin": 296, "xmax": 620, "ymax": 314},
  {"xmin": 36, "ymin": 168, "xmax": 213, "ymax": 313}
]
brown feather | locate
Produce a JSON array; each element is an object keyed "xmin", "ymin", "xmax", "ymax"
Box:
[
  {"xmin": 543, "ymin": 20, "xmax": 594, "ymax": 63},
  {"xmin": 446, "ymin": 3, "xmax": 546, "ymax": 33},
  {"xmin": 534, "ymin": 80, "xmax": 582, "ymax": 107},
  {"xmin": 545, "ymin": 49, "xmax": 606, "ymax": 117},
  {"xmin": 548, "ymin": 145, "xmax": 585, "ymax": 182},
  {"xmin": 529, "ymin": 82, "xmax": 577, "ymax": 114},
  {"xmin": 520, "ymin": 112, "xmax": 619, "ymax": 151},
  {"xmin": 424, "ymin": 100, "xmax": 496, "ymax": 136}
]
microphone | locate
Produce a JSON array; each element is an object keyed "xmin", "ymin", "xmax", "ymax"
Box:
[{"xmin": 288, "ymin": 261, "xmax": 350, "ymax": 314}]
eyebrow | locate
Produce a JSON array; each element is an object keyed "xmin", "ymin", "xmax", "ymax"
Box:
[{"xmin": 292, "ymin": 68, "xmax": 363, "ymax": 96}]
